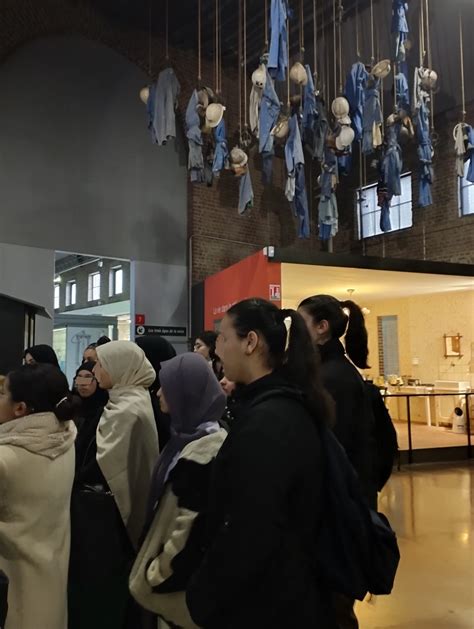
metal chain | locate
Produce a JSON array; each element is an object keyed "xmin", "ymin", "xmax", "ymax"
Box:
[{"xmin": 370, "ymin": 0, "xmax": 374, "ymax": 65}]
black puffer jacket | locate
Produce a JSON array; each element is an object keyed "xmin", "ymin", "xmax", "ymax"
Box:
[
  {"xmin": 186, "ymin": 373, "xmax": 336, "ymax": 629},
  {"xmin": 319, "ymin": 339, "xmax": 377, "ymax": 507}
]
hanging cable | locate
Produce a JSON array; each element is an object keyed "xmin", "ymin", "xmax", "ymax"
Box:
[
  {"xmin": 425, "ymin": 0, "xmax": 435, "ymax": 130},
  {"xmin": 243, "ymin": 0, "xmax": 248, "ymax": 127},
  {"xmin": 287, "ymin": 13, "xmax": 291, "ymax": 109},
  {"xmin": 355, "ymin": 0, "xmax": 360, "ymax": 59},
  {"xmin": 300, "ymin": 0, "xmax": 305, "ymax": 62},
  {"xmin": 313, "ymin": 0, "xmax": 317, "ymax": 74},
  {"xmin": 264, "ymin": 0, "xmax": 269, "ymax": 52},
  {"xmin": 198, "ymin": 0, "xmax": 202, "ymax": 81},
  {"xmin": 370, "ymin": 0, "xmax": 375, "ymax": 66},
  {"xmin": 420, "ymin": 0, "xmax": 426, "ymax": 67},
  {"xmin": 214, "ymin": 0, "xmax": 218, "ymax": 92},
  {"xmin": 238, "ymin": 0, "xmax": 242, "ymax": 142},
  {"xmin": 338, "ymin": 0, "xmax": 343, "ymax": 94},
  {"xmin": 333, "ymin": 0, "xmax": 337, "ymax": 99},
  {"xmin": 460, "ymin": 11, "xmax": 466, "ymax": 123},
  {"xmin": 218, "ymin": 0, "xmax": 222, "ymax": 94},
  {"xmin": 165, "ymin": 0, "xmax": 169, "ymax": 60},
  {"xmin": 148, "ymin": 0, "xmax": 152, "ymax": 76}
]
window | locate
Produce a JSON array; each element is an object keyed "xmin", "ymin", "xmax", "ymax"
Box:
[
  {"xmin": 378, "ymin": 315, "xmax": 400, "ymax": 376},
  {"xmin": 459, "ymin": 161, "xmax": 474, "ymax": 216},
  {"xmin": 54, "ymin": 284, "xmax": 60, "ymax": 310},
  {"xmin": 88, "ymin": 272, "xmax": 101, "ymax": 301},
  {"xmin": 109, "ymin": 266, "xmax": 123, "ymax": 297},
  {"xmin": 357, "ymin": 173, "xmax": 413, "ymax": 239},
  {"xmin": 66, "ymin": 280, "xmax": 77, "ymax": 307}
]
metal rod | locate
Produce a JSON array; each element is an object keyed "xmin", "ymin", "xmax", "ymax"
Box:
[
  {"xmin": 406, "ymin": 396, "xmax": 413, "ymax": 464},
  {"xmin": 465, "ymin": 393, "xmax": 472, "ymax": 459}
]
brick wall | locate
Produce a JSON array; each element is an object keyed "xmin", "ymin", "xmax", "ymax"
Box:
[{"xmin": 2, "ymin": 0, "xmax": 473, "ymax": 285}]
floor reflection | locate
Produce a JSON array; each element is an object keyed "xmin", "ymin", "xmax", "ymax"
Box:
[{"xmin": 356, "ymin": 462, "xmax": 474, "ymax": 628}]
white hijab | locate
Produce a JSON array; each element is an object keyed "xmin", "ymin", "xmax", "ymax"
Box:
[{"xmin": 96, "ymin": 341, "xmax": 159, "ymax": 548}]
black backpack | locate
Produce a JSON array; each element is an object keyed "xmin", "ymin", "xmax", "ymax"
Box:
[
  {"xmin": 315, "ymin": 425, "xmax": 400, "ymax": 600},
  {"xmin": 365, "ymin": 383, "xmax": 399, "ymax": 491},
  {"xmin": 250, "ymin": 389, "xmax": 400, "ymax": 601}
]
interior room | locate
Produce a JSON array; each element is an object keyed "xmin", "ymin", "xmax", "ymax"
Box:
[{"xmin": 281, "ymin": 263, "xmax": 474, "ymax": 451}]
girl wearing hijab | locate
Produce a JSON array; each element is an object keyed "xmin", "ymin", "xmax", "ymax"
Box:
[
  {"xmin": 69, "ymin": 342, "xmax": 159, "ymax": 629},
  {"xmin": 72, "ymin": 361, "xmax": 108, "ymax": 480},
  {"xmin": 0, "ymin": 364, "xmax": 78, "ymax": 629},
  {"xmin": 23, "ymin": 344, "xmax": 60, "ymax": 368},
  {"xmin": 129, "ymin": 352, "xmax": 227, "ymax": 629},
  {"xmin": 135, "ymin": 335, "xmax": 177, "ymax": 448}
]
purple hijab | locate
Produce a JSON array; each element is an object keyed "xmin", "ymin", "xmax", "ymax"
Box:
[{"xmin": 147, "ymin": 352, "xmax": 226, "ymax": 514}]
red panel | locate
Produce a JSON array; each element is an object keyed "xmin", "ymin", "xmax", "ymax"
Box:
[{"xmin": 204, "ymin": 251, "xmax": 282, "ymax": 329}]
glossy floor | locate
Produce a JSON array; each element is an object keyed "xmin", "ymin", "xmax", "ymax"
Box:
[{"xmin": 356, "ymin": 462, "xmax": 474, "ymax": 628}]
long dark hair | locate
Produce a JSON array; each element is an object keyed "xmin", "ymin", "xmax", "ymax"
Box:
[
  {"xmin": 227, "ymin": 298, "xmax": 333, "ymax": 423},
  {"xmin": 298, "ymin": 295, "xmax": 370, "ymax": 369},
  {"xmin": 8, "ymin": 364, "xmax": 81, "ymax": 422}
]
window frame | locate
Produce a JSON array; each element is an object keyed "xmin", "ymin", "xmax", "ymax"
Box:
[
  {"xmin": 109, "ymin": 266, "xmax": 124, "ymax": 297},
  {"xmin": 356, "ymin": 172, "xmax": 413, "ymax": 239},
  {"xmin": 88, "ymin": 272, "xmax": 101, "ymax": 302},
  {"xmin": 65, "ymin": 280, "xmax": 77, "ymax": 307},
  {"xmin": 53, "ymin": 284, "xmax": 60, "ymax": 310}
]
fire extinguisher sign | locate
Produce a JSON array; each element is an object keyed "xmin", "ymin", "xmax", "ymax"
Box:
[{"xmin": 269, "ymin": 284, "xmax": 281, "ymax": 301}]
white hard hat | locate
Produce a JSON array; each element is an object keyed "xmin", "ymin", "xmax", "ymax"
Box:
[
  {"xmin": 331, "ymin": 96, "xmax": 350, "ymax": 118},
  {"xmin": 272, "ymin": 115, "xmax": 290, "ymax": 139},
  {"xmin": 420, "ymin": 68, "xmax": 438, "ymax": 90},
  {"xmin": 289, "ymin": 62, "xmax": 308, "ymax": 86},
  {"xmin": 230, "ymin": 147, "xmax": 248, "ymax": 167},
  {"xmin": 336, "ymin": 126, "xmax": 355, "ymax": 150},
  {"xmin": 139, "ymin": 86, "xmax": 150, "ymax": 104},
  {"xmin": 372, "ymin": 59, "xmax": 391, "ymax": 80},
  {"xmin": 338, "ymin": 114, "xmax": 351, "ymax": 126},
  {"xmin": 205, "ymin": 103, "xmax": 226, "ymax": 128},
  {"xmin": 252, "ymin": 65, "xmax": 267, "ymax": 89}
]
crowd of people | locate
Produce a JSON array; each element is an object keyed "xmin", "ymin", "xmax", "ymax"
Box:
[{"xmin": 0, "ymin": 294, "xmax": 398, "ymax": 629}]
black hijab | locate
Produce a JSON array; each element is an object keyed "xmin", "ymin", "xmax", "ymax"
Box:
[
  {"xmin": 24, "ymin": 344, "xmax": 60, "ymax": 368},
  {"xmin": 135, "ymin": 335, "xmax": 177, "ymax": 449},
  {"xmin": 75, "ymin": 360, "xmax": 108, "ymax": 419},
  {"xmin": 135, "ymin": 335, "xmax": 177, "ymax": 393},
  {"xmin": 74, "ymin": 361, "xmax": 108, "ymax": 482}
]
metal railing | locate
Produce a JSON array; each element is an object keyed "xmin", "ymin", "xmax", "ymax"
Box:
[{"xmin": 381, "ymin": 391, "xmax": 473, "ymax": 464}]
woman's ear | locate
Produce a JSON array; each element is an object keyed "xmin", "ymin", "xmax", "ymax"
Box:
[
  {"xmin": 246, "ymin": 331, "xmax": 259, "ymax": 355},
  {"xmin": 13, "ymin": 401, "xmax": 29, "ymax": 418}
]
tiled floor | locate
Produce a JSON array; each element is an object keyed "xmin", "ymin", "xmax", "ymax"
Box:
[{"xmin": 356, "ymin": 463, "xmax": 474, "ymax": 628}]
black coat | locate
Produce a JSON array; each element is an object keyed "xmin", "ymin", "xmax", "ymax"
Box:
[
  {"xmin": 74, "ymin": 391, "xmax": 108, "ymax": 487},
  {"xmin": 319, "ymin": 339, "xmax": 376, "ymax": 507},
  {"xmin": 186, "ymin": 373, "xmax": 336, "ymax": 629}
]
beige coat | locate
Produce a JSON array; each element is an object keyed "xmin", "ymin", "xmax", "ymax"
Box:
[
  {"xmin": 0, "ymin": 413, "xmax": 76, "ymax": 629},
  {"xmin": 130, "ymin": 430, "xmax": 227, "ymax": 629},
  {"xmin": 96, "ymin": 341, "xmax": 159, "ymax": 548}
]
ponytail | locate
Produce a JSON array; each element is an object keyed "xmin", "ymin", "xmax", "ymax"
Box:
[
  {"xmin": 299, "ymin": 294, "xmax": 370, "ymax": 369},
  {"xmin": 227, "ymin": 299, "xmax": 333, "ymax": 424},
  {"xmin": 280, "ymin": 309, "xmax": 334, "ymax": 422},
  {"xmin": 339, "ymin": 300, "xmax": 370, "ymax": 369}
]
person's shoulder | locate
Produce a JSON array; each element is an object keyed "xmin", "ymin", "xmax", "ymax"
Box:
[{"xmin": 179, "ymin": 429, "xmax": 227, "ymax": 465}]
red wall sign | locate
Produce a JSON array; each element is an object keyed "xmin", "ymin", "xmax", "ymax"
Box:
[
  {"xmin": 204, "ymin": 250, "xmax": 282, "ymax": 329},
  {"xmin": 135, "ymin": 314, "xmax": 146, "ymax": 325}
]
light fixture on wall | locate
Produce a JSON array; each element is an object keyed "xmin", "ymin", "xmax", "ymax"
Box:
[{"xmin": 54, "ymin": 275, "xmax": 62, "ymax": 284}]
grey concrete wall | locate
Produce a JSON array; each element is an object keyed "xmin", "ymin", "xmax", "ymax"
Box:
[{"xmin": 0, "ymin": 36, "xmax": 188, "ymax": 338}]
